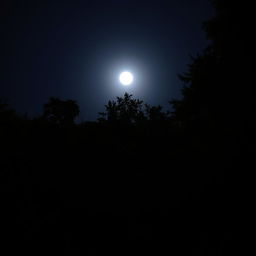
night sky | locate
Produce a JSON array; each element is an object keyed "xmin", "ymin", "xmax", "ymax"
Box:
[{"xmin": 1, "ymin": 0, "xmax": 214, "ymax": 120}]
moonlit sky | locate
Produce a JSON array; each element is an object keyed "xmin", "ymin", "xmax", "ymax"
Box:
[{"xmin": 1, "ymin": 0, "xmax": 214, "ymax": 120}]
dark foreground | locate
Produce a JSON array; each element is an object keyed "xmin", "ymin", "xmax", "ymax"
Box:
[{"xmin": 1, "ymin": 121, "xmax": 242, "ymax": 256}]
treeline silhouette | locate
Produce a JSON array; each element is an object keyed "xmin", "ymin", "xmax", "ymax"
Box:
[{"xmin": 1, "ymin": 1, "xmax": 252, "ymax": 255}]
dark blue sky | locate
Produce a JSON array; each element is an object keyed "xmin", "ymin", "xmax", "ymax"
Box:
[{"xmin": 1, "ymin": 0, "xmax": 214, "ymax": 120}]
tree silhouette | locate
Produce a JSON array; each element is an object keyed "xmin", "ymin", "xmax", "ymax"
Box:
[
  {"xmin": 145, "ymin": 104, "xmax": 169, "ymax": 121},
  {"xmin": 43, "ymin": 97, "xmax": 80, "ymax": 126},
  {"xmin": 171, "ymin": 0, "xmax": 255, "ymax": 136},
  {"xmin": 170, "ymin": 49, "xmax": 220, "ymax": 125},
  {"xmin": 0, "ymin": 100, "xmax": 20, "ymax": 124},
  {"xmin": 99, "ymin": 93, "xmax": 170, "ymax": 124},
  {"xmin": 99, "ymin": 93, "xmax": 145, "ymax": 124}
]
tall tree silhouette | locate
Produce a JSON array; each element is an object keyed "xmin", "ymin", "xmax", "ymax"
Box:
[
  {"xmin": 171, "ymin": 0, "xmax": 255, "ymax": 136},
  {"xmin": 43, "ymin": 97, "xmax": 80, "ymax": 126}
]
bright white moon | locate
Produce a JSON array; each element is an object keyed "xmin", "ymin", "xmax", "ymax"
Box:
[{"xmin": 119, "ymin": 71, "xmax": 134, "ymax": 86}]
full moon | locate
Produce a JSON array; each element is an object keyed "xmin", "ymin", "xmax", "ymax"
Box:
[{"xmin": 119, "ymin": 71, "xmax": 134, "ymax": 86}]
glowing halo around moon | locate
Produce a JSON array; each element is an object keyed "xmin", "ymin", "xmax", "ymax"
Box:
[{"xmin": 119, "ymin": 71, "xmax": 134, "ymax": 86}]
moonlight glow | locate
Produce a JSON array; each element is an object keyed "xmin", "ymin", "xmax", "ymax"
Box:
[{"xmin": 119, "ymin": 71, "xmax": 134, "ymax": 86}]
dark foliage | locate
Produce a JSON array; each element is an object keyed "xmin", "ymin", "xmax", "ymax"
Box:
[
  {"xmin": 99, "ymin": 92, "xmax": 169, "ymax": 124},
  {"xmin": 0, "ymin": 100, "xmax": 21, "ymax": 124},
  {"xmin": 98, "ymin": 92, "xmax": 145, "ymax": 123},
  {"xmin": 43, "ymin": 97, "xmax": 80, "ymax": 126},
  {"xmin": 171, "ymin": 0, "xmax": 255, "ymax": 136}
]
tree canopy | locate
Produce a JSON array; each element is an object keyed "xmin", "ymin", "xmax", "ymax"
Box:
[
  {"xmin": 99, "ymin": 92, "xmax": 169, "ymax": 124},
  {"xmin": 171, "ymin": 0, "xmax": 255, "ymax": 135},
  {"xmin": 43, "ymin": 97, "xmax": 80, "ymax": 126}
]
